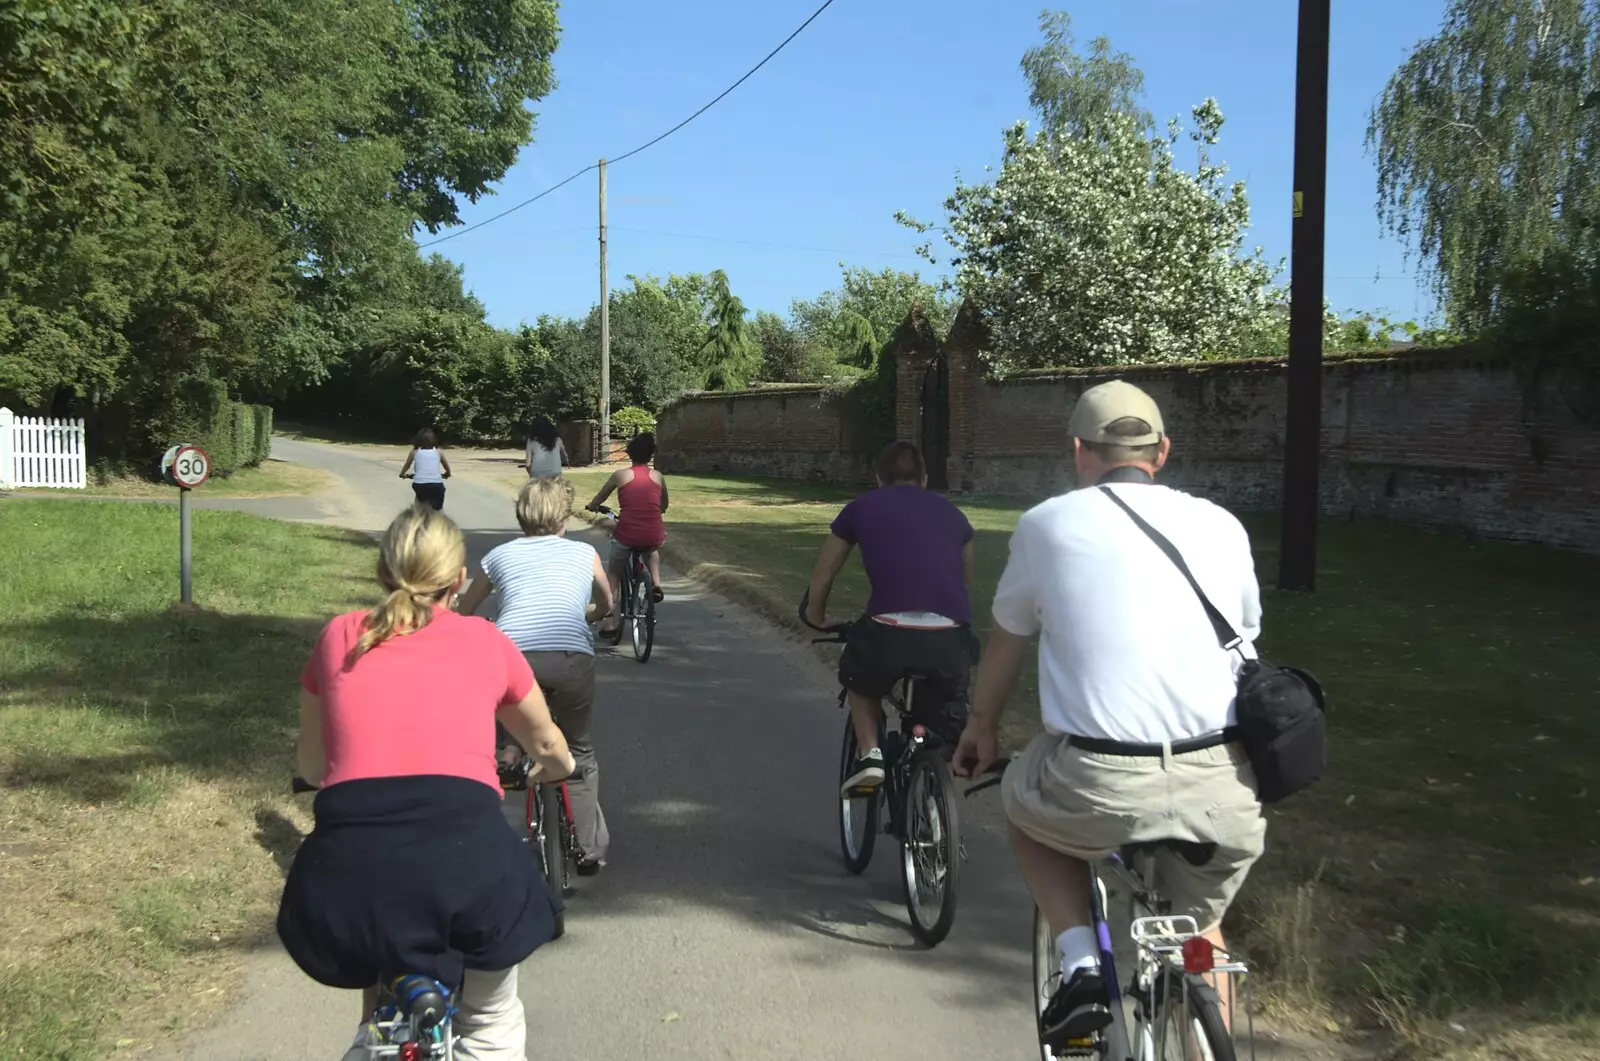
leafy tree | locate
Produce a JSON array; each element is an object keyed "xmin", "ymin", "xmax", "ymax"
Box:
[
  {"xmin": 750, "ymin": 311, "xmax": 831, "ymax": 382},
  {"xmin": 790, "ymin": 267, "xmax": 955, "ymax": 364},
  {"xmin": 1021, "ymin": 10, "xmax": 1151, "ymax": 143},
  {"xmin": 901, "ymin": 16, "xmax": 1272, "ymax": 370},
  {"xmin": 699, "ymin": 271, "xmax": 757, "ymax": 390},
  {"xmin": 838, "ymin": 313, "xmax": 879, "ymax": 369},
  {"xmin": 1369, "ymin": 0, "xmax": 1600, "ymax": 335},
  {"xmin": 587, "ymin": 274, "xmax": 711, "ymax": 410}
]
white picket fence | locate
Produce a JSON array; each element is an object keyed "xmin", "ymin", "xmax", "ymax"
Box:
[{"xmin": 0, "ymin": 407, "xmax": 87, "ymax": 490}]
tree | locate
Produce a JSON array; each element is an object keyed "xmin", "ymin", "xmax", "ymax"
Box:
[
  {"xmin": 750, "ymin": 311, "xmax": 830, "ymax": 382},
  {"xmin": 1368, "ymin": 0, "xmax": 1600, "ymax": 335},
  {"xmin": 903, "ymin": 67, "xmax": 1274, "ymax": 369},
  {"xmin": 790, "ymin": 267, "xmax": 955, "ymax": 364},
  {"xmin": 699, "ymin": 271, "xmax": 758, "ymax": 390},
  {"xmin": 1021, "ymin": 10, "xmax": 1151, "ymax": 143},
  {"xmin": 589, "ymin": 274, "xmax": 711, "ymax": 410}
]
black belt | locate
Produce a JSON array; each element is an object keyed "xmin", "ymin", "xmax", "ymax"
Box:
[{"xmin": 1068, "ymin": 728, "xmax": 1239, "ymax": 758}]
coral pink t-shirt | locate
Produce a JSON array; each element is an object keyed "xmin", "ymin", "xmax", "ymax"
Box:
[{"xmin": 300, "ymin": 609, "xmax": 535, "ymax": 792}]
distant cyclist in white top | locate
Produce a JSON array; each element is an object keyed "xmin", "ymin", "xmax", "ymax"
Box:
[
  {"xmin": 457, "ymin": 476, "xmax": 615, "ymax": 871},
  {"xmin": 525, "ymin": 417, "xmax": 567, "ymax": 480},
  {"xmin": 399, "ymin": 427, "xmax": 452, "ymax": 511}
]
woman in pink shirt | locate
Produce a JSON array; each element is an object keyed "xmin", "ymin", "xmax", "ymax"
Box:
[
  {"xmin": 277, "ymin": 504, "xmax": 574, "ymax": 1061},
  {"xmin": 585, "ymin": 432, "xmax": 669, "ymax": 635}
]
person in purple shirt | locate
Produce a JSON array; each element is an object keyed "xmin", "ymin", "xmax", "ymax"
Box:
[{"xmin": 804, "ymin": 440, "xmax": 976, "ymax": 793}]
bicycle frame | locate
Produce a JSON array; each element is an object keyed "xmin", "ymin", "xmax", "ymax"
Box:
[
  {"xmin": 1084, "ymin": 853, "xmax": 1253, "ymax": 1061},
  {"xmin": 356, "ymin": 976, "xmax": 455, "ymax": 1059}
]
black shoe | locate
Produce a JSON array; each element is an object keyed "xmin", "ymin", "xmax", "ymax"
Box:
[
  {"xmin": 841, "ymin": 748, "xmax": 886, "ymax": 793},
  {"xmin": 575, "ymin": 857, "xmax": 605, "ymax": 877},
  {"xmin": 1039, "ymin": 966, "xmax": 1113, "ymax": 1050}
]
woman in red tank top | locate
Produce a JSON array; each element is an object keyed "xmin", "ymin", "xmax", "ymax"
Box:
[{"xmin": 586, "ymin": 433, "xmax": 669, "ymax": 632}]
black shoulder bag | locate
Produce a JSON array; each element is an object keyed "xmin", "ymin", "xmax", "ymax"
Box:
[{"xmin": 1098, "ymin": 487, "xmax": 1328, "ymax": 803}]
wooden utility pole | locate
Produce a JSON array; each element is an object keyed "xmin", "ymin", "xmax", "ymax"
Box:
[
  {"xmin": 599, "ymin": 159, "xmax": 611, "ymax": 459},
  {"xmin": 1279, "ymin": 0, "xmax": 1330, "ymax": 592}
]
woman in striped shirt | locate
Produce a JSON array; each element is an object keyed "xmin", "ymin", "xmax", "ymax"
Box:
[{"xmin": 457, "ymin": 477, "xmax": 615, "ymax": 872}]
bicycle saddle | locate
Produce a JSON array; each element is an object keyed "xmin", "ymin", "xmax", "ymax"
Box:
[
  {"xmin": 390, "ymin": 974, "xmax": 451, "ymax": 1030},
  {"xmin": 1121, "ymin": 839, "xmax": 1218, "ymax": 867}
]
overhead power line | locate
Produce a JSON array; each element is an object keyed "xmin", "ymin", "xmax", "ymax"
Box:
[
  {"xmin": 419, "ymin": 0, "xmax": 839, "ymax": 250},
  {"xmin": 610, "ymin": 225, "xmax": 923, "ymax": 260}
]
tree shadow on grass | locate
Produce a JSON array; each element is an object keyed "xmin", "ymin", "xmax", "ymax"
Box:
[{"xmin": 1, "ymin": 609, "xmax": 333, "ymax": 804}]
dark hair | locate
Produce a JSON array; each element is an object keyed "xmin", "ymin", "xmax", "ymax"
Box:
[
  {"xmin": 528, "ymin": 416, "xmax": 559, "ymax": 451},
  {"xmin": 625, "ymin": 432, "xmax": 657, "ymax": 465},
  {"xmin": 1081, "ymin": 417, "xmax": 1161, "ymax": 466},
  {"xmin": 874, "ymin": 440, "xmax": 925, "ymax": 485},
  {"xmin": 414, "ymin": 428, "xmax": 438, "ymax": 450}
]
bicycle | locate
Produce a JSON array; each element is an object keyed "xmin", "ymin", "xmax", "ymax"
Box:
[
  {"xmin": 588, "ymin": 504, "xmax": 655, "ymax": 663},
  {"xmin": 800, "ymin": 601, "xmax": 1001, "ymax": 948},
  {"xmin": 291, "ymin": 777, "xmax": 458, "ymax": 1060},
  {"xmin": 962, "ymin": 770, "xmax": 1254, "ymax": 1061},
  {"xmin": 496, "ymin": 753, "xmax": 578, "ymax": 940}
]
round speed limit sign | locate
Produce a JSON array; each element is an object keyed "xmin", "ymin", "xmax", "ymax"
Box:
[{"xmin": 162, "ymin": 445, "xmax": 211, "ymax": 489}]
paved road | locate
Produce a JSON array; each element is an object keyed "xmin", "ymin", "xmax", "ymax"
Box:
[{"xmin": 147, "ymin": 438, "xmax": 1040, "ymax": 1060}]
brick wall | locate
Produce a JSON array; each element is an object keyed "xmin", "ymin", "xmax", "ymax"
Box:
[
  {"xmin": 655, "ymin": 305, "xmax": 1600, "ymax": 551},
  {"xmin": 655, "ymin": 385, "xmax": 875, "ymax": 482},
  {"xmin": 936, "ymin": 340, "xmax": 1600, "ymax": 551}
]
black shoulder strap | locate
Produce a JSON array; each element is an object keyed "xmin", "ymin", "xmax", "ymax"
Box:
[{"xmin": 1097, "ymin": 486, "xmax": 1243, "ymax": 652}]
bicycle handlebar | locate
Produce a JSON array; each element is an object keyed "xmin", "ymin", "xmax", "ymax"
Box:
[
  {"xmin": 960, "ymin": 758, "xmax": 1010, "ymax": 797},
  {"xmin": 291, "ymin": 775, "xmax": 319, "ymax": 794},
  {"xmin": 797, "ymin": 590, "xmax": 853, "ymax": 640}
]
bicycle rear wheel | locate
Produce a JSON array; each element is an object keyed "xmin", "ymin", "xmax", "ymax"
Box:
[
  {"xmin": 837, "ymin": 715, "xmax": 879, "ymax": 873},
  {"xmin": 1032, "ymin": 907, "xmax": 1057, "ymax": 1061},
  {"xmin": 532, "ymin": 785, "xmax": 566, "ymax": 939},
  {"xmin": 630, "ymin": 565, "xmax": 655, "ymax": 662},
  {"xmin": 1136, "ymin": 970, "xmax": 1236, "ymax": 1061},
  {"xmin": 900, "ymin": 747, "xmax": 960, "ymax": 947}
]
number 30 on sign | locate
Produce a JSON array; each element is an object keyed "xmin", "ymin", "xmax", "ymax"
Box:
[{"xmin": 161, "ymin": 445, "xmax": 211, "ymax": 489}]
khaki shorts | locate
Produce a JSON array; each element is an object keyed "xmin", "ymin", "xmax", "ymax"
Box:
[{"xmin": 1002, "ymin": 733, "xmax": 1267, "ymax": 932}]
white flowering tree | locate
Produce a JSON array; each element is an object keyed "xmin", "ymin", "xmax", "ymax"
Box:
[{"xmin": 901, "ymin": 14, "xmax": 1275, "ymax": 372}]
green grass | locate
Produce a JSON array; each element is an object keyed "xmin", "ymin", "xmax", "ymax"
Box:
[
  {"xmin": 565, "ymin": 469, "xmax": 1600, "ymax": 1056},
  {"xmin": 16, "ymin": 458, "xmax": 335, "ymax": 500},
  {"xmin": 0, "ymin": 499, "xmax": 377, "ymax": 1060}
]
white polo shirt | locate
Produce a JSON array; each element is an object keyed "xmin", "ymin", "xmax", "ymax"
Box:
[{"xmin": 992, "ymin": 483, "xmax": 1261, "ymax": 744}]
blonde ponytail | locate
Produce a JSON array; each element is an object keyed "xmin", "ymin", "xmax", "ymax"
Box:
[{"xmin": 350, "ymin": 504, "xmax": 467, "ymax": 662}]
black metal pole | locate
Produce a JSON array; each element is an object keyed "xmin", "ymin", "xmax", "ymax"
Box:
[{"xmin": 1279, "ymin": 0, "xmax": 1330, "ymax": 592}]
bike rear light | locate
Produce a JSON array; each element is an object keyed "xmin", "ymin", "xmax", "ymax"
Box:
[
  {"xmin": 398, "ymin": 1042, "xmax": 422, "ymax": 1061},
  {"xmin": 1182, "ymin": 936, "xmax": 1215, "ymax": 974},
  {"xmin": 911, "ymin": 724, "xmax": 927, "ymax": 739}
]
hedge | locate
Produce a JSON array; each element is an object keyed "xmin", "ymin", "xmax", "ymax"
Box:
[{"xmin": 162, "ymin": 384, "xmax": 273, "ymax": 477}]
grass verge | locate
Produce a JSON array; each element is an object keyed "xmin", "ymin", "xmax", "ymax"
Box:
[
  {"xmin": 558, "ymin": 469, "xmax": 1600, "ymax": 1059},
  {"xmin": 0, "ymin": 499, "xmax": 377, "ymax": 1060},
  {"xmin": 17, "ymin": 458, "xmax": 335, "ymax": 500}
]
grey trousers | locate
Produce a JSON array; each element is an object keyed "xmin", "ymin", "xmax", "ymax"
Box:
[{"xmin": 525, "ymin": 650, "xmax": 609, "ymax": 863}]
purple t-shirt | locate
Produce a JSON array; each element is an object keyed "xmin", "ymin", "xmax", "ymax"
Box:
[{"xmin": 830, "ymin": 485, "xmax": 974, "ymax": 623}]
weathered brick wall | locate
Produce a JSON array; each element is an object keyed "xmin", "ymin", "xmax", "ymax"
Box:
[
  {"xmin": 656, "ymin": 385, "xmax": 874, "ymax": 482},
  {"xmin": 945, "ymin": 349, "xmax": 1600, "ymax": 551}
]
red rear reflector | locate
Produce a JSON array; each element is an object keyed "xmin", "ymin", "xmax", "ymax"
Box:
[
  {"xmin": 398, "ymin": 1042, "xmax": 422, "ymax": 1061},
  {"xmin": 1182, "ymin": 936, "xmax": 1215, "ymax": 974},
  {"xmin": 911, "ymin": 724, "xmax": 927, "ymax": 738}
]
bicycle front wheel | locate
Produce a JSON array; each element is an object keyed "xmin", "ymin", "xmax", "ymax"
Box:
[
  {"xmin": 838, "ymin": 715, "xmax": 879, "ymax": 873},
  {"xmin": 1032, "ymin": 907, "xmax": 1057, "ymax": 1061},
  {"xmin": 900, "ymin": 748, "xmax": 961, "ymax": 947},
  {"xmin": 1136, "ymin": 970, "xmax": 1236, "ymax": 1061},
  {"xmin": 533, "ymin": 785, "xmax": 566, "ymax": 939},
  {"xmin": 630, "ymin": 567, "xmax": 655, "ymax": 662}
]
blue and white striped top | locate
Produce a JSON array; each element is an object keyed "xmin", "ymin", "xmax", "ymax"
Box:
[{"xmin": 481, "ymin": 535, "xmax": 598, "ymax": 655}]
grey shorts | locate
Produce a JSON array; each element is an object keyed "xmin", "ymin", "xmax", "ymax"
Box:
[
  {"xmin": 1003, "ymin": 732, "xmax": 1267, "ymax": 931},
  {"xmin": 608, "ymin": 539, "xmax": 658, "ymax": 568}
]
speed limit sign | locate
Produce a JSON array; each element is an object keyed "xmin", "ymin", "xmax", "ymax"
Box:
[{"xmin": 161, "ymin": 445, "xmax": 211, "ymax": 489}]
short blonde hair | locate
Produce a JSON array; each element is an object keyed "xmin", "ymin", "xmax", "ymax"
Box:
[
  {"xmin": 351, "ymin": 504, "xmax": 466, "ymax": 662},
  {"xmin": 516, "ymin": 476, "xmax": 574, "ymax": 536}
]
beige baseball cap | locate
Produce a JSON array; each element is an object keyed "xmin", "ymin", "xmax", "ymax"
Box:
[{"xmin": 1067, "ymin": 380, "xmax": 1165, "ymax": 445}]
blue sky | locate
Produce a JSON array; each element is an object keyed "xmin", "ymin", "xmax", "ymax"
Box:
[{"xmin": 424, "ymin": 0, "xmax": 1449, "ymax": 330}]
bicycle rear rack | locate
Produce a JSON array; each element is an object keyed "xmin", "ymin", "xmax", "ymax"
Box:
[{"xmin": 1129, "ymin": 916, "xmax": 1255, "ymax": 1061}]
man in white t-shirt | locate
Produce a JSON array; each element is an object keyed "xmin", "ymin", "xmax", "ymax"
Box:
[{"xmin": 953, "ymin": 380, "xmax": 1266, "ymax": 1051}]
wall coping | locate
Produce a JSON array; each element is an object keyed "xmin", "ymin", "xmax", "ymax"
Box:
[
  {"xmin": 666, "ymin": 383, "xmax": 829, "ymax": 405},
  {"xmin": 990, "ymin": 343, "xmax": 1502, "ymax": 383}
]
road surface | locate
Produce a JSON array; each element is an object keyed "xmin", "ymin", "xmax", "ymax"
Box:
[{"xmin": 148, "ymin": 437, "xmax": 1040, "ymax": 1060}]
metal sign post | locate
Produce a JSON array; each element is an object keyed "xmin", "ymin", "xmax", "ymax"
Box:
[{"xmin": 161, "ymin": 445, "xmax": 211, "ymax": 604}]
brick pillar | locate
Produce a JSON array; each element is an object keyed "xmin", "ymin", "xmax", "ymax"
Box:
[
  {"xmin": 942, "ymin": 301, "xmax": 988, "ymax": 492},
  {"xmin": 888, "ymin": 304, "xmax": 940, "ymax": 444}
]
